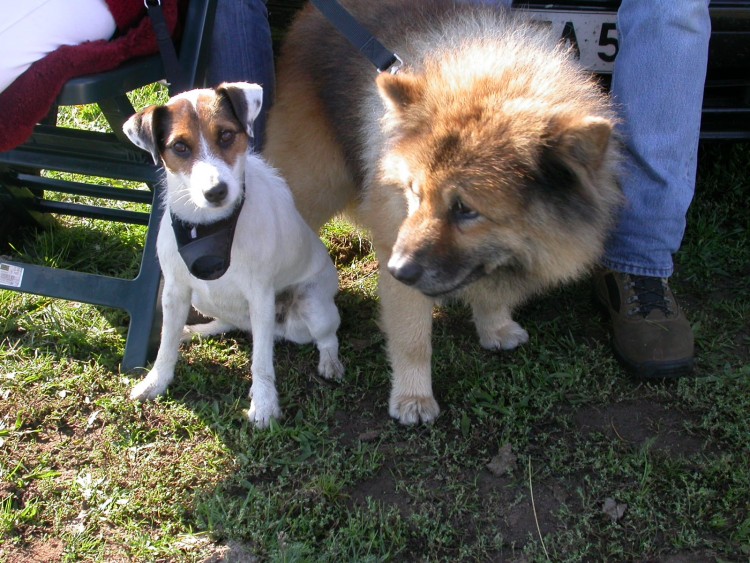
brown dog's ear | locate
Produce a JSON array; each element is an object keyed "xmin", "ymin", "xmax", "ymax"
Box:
[
  {"xmin": 533, "ymin": 114, "xmax": 617, "ymax": 209},
  {"xmin": 217, "ymin": 82, "xmax": 263, "ymax": 138},
  {"xmin": 123, "ymin": 105, "xmax": 161, "ymax": 164},
  {"xmin": 554, "ymin": 115, "xmax": 614, "ymax": 171},
  {"xmin": 376, "ymin": 72, "xmax": 426, "ymax": 114}
]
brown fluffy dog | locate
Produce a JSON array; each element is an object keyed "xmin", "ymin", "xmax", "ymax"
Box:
[{"xmin": 264, "ymin": 0, "xmax": 622, "ymax": 424}]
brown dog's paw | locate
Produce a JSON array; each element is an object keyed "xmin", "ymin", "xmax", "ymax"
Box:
[
  {"xmin": 389, "ymin": 394, "xmax": 440, "ymax": 425},
  {"xmin": 477, "ymin": 320, "xmax": 529, "ymax": 351}
]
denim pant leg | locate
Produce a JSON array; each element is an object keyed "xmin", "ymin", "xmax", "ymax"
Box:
[
  {"xmin": 603, "ymin": 0, "xmax": 711, "ymax": 278},
  {"xmin": 206, "ymin": 0, "xmax": 275, "ymax": 149}
]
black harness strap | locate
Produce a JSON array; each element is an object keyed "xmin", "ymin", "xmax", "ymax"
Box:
[
  {"xmin": 171, "ymin": 199, "xmax": 243, "ymax": 281},
  {"xmin": 310, "ymin": 0, "xmax": 402, "ymax": 73},
  {"xmin": 145, "ymin": 0, "xmax": 190, "ymax": 94}
]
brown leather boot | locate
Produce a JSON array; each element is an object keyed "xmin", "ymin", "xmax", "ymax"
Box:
[{"xmin": 593, "ymin": 269, "xmax": 694, "ymax": 378}]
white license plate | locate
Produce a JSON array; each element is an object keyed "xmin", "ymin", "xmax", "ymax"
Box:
[{"xmin": 523, "ymin": 10, "xmax": 619, "ymax": 73}]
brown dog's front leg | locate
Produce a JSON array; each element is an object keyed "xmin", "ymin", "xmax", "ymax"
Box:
[{"xmin": 378, "ymin": 268, "xmax": 439, "ymax": 425}]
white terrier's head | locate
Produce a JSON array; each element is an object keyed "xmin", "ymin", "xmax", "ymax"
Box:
[{"xmin": 123, "ymin": 82, "xmax": 263, "ymax": 223}]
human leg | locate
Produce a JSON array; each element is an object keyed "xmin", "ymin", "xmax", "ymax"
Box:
[
  {"xmin": 597, "ymin": 0, "xmax": 711, "ymax": 377},
  {"xmin": 605, "ymin": 0, "xmax": 710, "ymax": 277},
  {"xmin": 206, "ymin": 0, "xmax": 275, "ymax": 149}
]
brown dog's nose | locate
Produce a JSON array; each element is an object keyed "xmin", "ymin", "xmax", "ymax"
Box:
[
  {"xmin": 204, "ymin": 181, "xmax": 228, "ymax": 204},
  {"xmin": 388, "ymin": 257, "xmax": 423, "ymax": 286}
]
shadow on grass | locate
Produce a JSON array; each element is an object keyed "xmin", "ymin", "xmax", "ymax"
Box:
[{"xmin": 149, "ymin": 273, "xmax": 749, "ymax": 561}]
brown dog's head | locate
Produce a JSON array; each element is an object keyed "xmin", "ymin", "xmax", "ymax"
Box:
[{"xmin": 377, "ymin": 64, "xmax": 620, "ymax": 298}]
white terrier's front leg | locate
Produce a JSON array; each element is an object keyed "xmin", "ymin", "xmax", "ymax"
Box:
[
  {"xmin": 131, "ymin": 281, "xmax": 191, "ymax": 401},
  {"xmin": 247, "ymin": 291, "xmax": 282, "ymax": 428}
]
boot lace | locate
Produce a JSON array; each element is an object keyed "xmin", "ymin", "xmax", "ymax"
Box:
[{"xmin": 625, "ymin": 275, "xmax": 674, "ymax": 318}]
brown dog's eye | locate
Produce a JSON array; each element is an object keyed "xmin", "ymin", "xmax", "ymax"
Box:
[
  {"xmin": 219, "ymin": 130, "xmax": 235, "ymax": 147},
  {"xmin": 451, "ymin": 198, "xmax": 479, "ymax": 222}
]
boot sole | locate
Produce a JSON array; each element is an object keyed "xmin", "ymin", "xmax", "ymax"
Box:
[{"xmin": 611, "ymin": 346, "xmax": 694, "ymax": 380}]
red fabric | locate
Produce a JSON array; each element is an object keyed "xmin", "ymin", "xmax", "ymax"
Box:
[
  {"xmin": 0, "ymin": 0, "xmax": 183, "ymax": 152},
  {"xmin": 105, "ymin": 0, "xmax": 148, "ymax": 30}
]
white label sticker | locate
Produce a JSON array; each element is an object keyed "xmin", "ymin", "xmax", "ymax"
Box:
[{"xmin": 0, "ymin": 263, "xmax": 24, "ymax": 288}]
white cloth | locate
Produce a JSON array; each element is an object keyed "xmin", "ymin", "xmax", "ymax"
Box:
[{"xmin": 0, "ymin": 0, "xmax": 116, "ymax": 92}]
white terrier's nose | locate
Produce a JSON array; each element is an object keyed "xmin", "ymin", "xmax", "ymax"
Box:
[{"xmin": 203, "ymin": 181, "xmax": 228, "ymax": 204}]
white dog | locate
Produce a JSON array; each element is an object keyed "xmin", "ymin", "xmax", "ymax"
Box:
[{"xmin": 123, "ymin": 82, "xmax": 344, "ymax": 428}]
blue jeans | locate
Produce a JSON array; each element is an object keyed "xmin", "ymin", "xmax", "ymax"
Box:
[
  {"xmin": 207, "ymin": 0, "xmax": 275, "ymax": 149},
  {"xmin": 604, "ymin": 0, "xmax": 711, "ymax": 278}
]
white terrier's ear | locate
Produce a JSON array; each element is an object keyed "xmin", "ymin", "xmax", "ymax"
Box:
[
  {"xmin": 123, "ymin": 105, "xmax": 162, "ymax": 164},
  {"xmin": 217, "ymin": 82, "xmax": 264, "ymax": 138}
]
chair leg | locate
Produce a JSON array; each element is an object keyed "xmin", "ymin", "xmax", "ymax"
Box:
[
  {"xmin": 120, "ymin": 197, "xmax": 164, "ymax": 372},
  {"xmin": 0, "ymin": 187, "xmax": 164, "ymax": 373}
]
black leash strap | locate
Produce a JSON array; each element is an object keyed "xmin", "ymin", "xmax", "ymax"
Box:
[
  {"xmin": 310, "ymin": 0, "xmax": 402, "ymax": 73},
  {"xmin": 145, "ymin": 0, "xmax": 190, "ymax": 94}
]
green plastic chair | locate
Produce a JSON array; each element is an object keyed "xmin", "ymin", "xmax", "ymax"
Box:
[{"xmin": 0, "ymin": 0, "xmax": 217, "ymax": 372}]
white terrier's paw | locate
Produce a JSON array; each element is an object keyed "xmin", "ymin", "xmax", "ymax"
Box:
[
  {"xmin": 247, "ymin": 384, "xmax": 281, "ymax": 428},
  {"xmin": 130, "ymin": 369, "xmax": 172, "ymax": 401},
  {"xmin": 388, "ymin": 393, "xmax": 440, "ymax": 425},
  {"xmin": 478, "ymin": 320, "xmax": 529, "ymax": 351},
  {"xmin": 318, "ymin": 350, "xmax": 344, "ymax": 381},
  {"xmin": 247, "ymin": 398, "xmax": 282, "ymax": 429}
]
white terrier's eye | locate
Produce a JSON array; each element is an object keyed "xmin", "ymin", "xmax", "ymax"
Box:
[
  {"xmin": 219, "ymin": 130, "xmax": 235, "ymax": 146},
  {"xmin": 172, "ymin": 141, "xmax": 190, "ymax": 156}
]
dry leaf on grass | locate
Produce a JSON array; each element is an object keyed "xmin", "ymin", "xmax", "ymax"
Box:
[
  {"xmin": 487, "ymin": 443, "xmax": 517, "ymax": 476},
  {"xmin": 602, "ymin": 497, "xmax": 628, "ymax": 522}
]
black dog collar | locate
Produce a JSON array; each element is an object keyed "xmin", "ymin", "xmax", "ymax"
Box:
[{"xmin": 171, "ymin": 199, "xmax": 243, "ymax": 281}]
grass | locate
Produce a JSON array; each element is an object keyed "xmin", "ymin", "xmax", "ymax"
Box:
[{"xmin": 0, "ymin": 83, "xmax": 749, "ymax": 561}]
